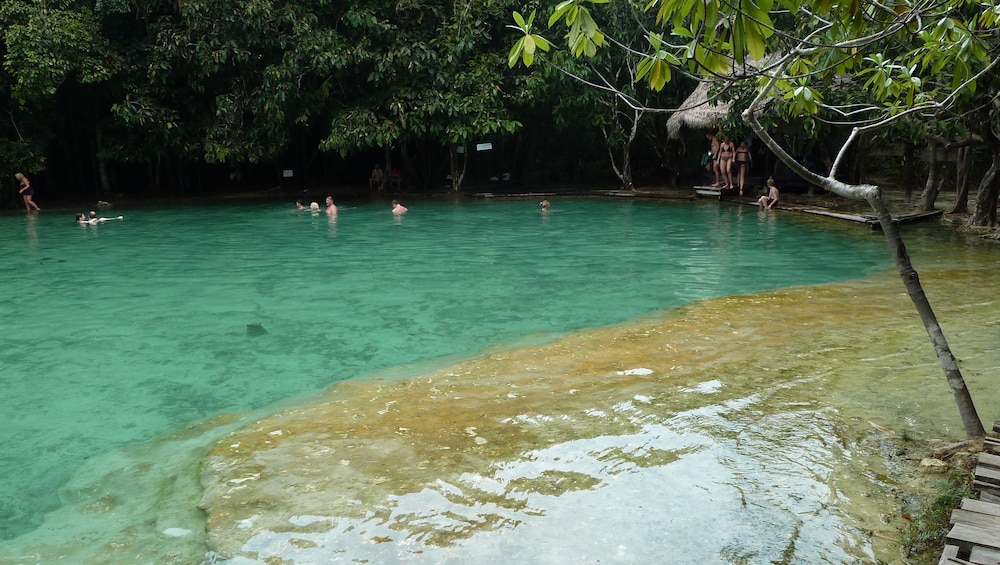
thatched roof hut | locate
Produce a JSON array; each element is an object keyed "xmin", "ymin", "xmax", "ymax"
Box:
[{"xmin": 666, "ymin": 81, "xmax": 731, "ymax": 140}]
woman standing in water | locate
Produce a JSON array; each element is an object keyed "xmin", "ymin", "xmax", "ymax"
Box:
[{"xmin": 15, "ymin": 172, "xmax": 40, "ymax": 211}]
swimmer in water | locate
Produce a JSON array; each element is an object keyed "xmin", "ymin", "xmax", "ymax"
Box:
[{"xmin": 77, "ymin": 212, "xmax": 123, "ymax": 224}]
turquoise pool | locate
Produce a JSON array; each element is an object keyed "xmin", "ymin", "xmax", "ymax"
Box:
[{"xmin": 0, "ymin": 197, "xmax": 887, "ymax": 543}]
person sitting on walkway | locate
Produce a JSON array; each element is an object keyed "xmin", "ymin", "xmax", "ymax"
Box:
[{"xmin": 758, "ymin": 178, "xmax": 779, "ymax": 210}]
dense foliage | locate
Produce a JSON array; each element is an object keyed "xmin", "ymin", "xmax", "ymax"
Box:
[
  {"xmin": 512, "ymin": 0, "xmax": 1000, "ymax": 226},
  {"xmin": 1, "ymin": 0, "xmax": 673, "ymax": 207}
]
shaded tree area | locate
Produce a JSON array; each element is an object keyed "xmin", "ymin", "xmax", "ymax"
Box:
[{"xmin": 0, "ymin": 0, "xmax": 682, "ymax": 209}]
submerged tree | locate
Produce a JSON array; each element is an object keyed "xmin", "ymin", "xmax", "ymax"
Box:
[{"xmin": 510, "ymin": 0, "xmax": 992, "ymax": 437}]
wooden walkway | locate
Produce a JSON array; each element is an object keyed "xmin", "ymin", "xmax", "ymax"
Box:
[
  {"xmin": 939, "ymin": 420, "xmax": 1000, "ymax": 565},
  {"xmin": 692, "ymin": 186, "xmax": 945, "ymax": 229}
]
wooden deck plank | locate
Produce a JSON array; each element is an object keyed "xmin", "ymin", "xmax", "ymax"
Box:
[
  {"xmin": 975, "ymin": 465, "xmax": 1000, "ymax": 485},
  {"xmin": 970, "ymin": 545, "xmax": 1000, "ymax": 564},
  {"xmin": 938, "ymin": 544, "xmax": 963, "ymax": 565},
  {"xmin": 952, "ymin": 508, "xmax": 1000, "ymax": 529},
  {"xmin": 777, "ymin": 204, "xmax": 876, "ymax": 223},
  {"xmin": 981, "ymin": 453, "xmax": 1000, "ymax": 467},
  {"xmin": 947, "ymin": 523, "xmax": 1000, "ymax": 552},
  {"xmin": 981, "ymin": 491, "xmax": 1000, "ymax": 505},
  {"xmin": 973, "ymin": 480, "xmax": 1000, "ymax": 495},
  {"xmin": 976, "ymin": 465, "xmax": 1000, "ymax": 489},
  {"xmin": 961, "ymin": 499, "xmax": 1000, "ymax": 517}
]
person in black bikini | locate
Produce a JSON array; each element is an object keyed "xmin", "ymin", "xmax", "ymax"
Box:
[
  {"xmin": 16, "ymin": 172, "xmax": 40, "ymax": 211},
  {"xmin": 718, "ymin": 136, "xmax": 735, "ymax": 190},
  {"xmin": 734, "ymin": 140, "xmax": 752, "ymax": 196}
]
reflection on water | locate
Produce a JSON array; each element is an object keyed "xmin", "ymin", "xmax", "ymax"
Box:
[
  {"xmin": 1, "ymin": 215, "xmax": 998, "ymax": 564},
  {"xmin": 194, "ymin": 256, "xmax": 996, "ymax": 564}
]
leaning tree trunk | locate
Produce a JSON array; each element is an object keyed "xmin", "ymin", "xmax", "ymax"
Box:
[
  {"xmin": 867, "ymin": 191, "xmax": 985, "ymax": 438},
  {"xmin": 747, "ymin": 106, "xmax": 985, "ymax": 438},
  {"xmin": 969, "ymin": 150, "xmax": 1000, "ymax": 227}
]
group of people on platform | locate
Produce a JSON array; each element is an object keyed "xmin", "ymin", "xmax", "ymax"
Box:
[
  {"xmin": 705, "ymin": 133, "xmax": 754, "ymax": 196},
  {"xmin": 704, "ymin": 133, "xmax": 779, "ymax": 210},
  {"xmin": 369, "ymin": 164, "xmax": 404, "ymax": 191}
]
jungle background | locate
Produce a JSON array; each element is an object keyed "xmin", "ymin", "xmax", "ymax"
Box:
[{"xmin": 0, "ymin": 0, "xmax": 996, "ymax": 221}]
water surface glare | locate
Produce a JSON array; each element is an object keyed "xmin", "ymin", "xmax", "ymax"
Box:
[{"xmin": 0, "ymin": 198, "xmax": 907, "ymax": 559}]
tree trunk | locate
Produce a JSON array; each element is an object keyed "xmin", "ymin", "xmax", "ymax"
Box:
[
  {"xmin": 868, "ymin": 192, "xmax": 985, "ymax": 437},
  {"xmin": 95, "ymin": 126, "xmax": 112, "ymax": 199},
  {"xmin": 918, "ymin": 139, "xmax": 939, "ymax": 211},
  {"xmin": 947, "ymin": 146, "xmax": 970, "ymax": 214},
  {"xmin": 903, "ymin": 142, "xmax": 916, "ymax": 202},
  {"xmin": 746, "ymin": 108, "xmax": 986, "ymax": 438},
  {"xmin": 969, "ymin": 150, "xmax": 1000, "ymax": 227},
  {"xmin": 449, "ymin": 145, "xmax": 467, "ymax": 192},
  {"xmin": 380, "ymin": 146, "xmax": 391, "ymax": 193},
  {"xmin": 603, "ymin": 132, "xmax": 635, "ymax": 191}
]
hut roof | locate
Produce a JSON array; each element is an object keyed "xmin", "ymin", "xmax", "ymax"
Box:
[{"xmin": 666, "ymin": 81, "xmax": 730, "ymax": 140}]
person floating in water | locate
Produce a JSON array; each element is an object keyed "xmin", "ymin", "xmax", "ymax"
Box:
[
  {"xmin": 77, "ymin": 212, "xmax": 123, "ymax": 224},
  {"xmin": 391, "ymin": 200, "xmax": 408, "ymax": 214},
  {"xmin": 325, "ymin": 196, "xmax": 338, "ymax": 216},
  {"xmin": 15, "ymin": 172, "xmax": 40, "ymax": 211},
  {"xmin": 309, "ymin": 201, "xmax": 320, "ymax": 212},
  {"xmin": 758, "ymin": 178, "xmax": 779, "ymax": 210},
  {"xmin": 296, "ymin": 199, "xmax": 307, "ymax": 211},
  {"xmin": 540, "ymin": 199, "xmax": 551, "ymax": 213}
]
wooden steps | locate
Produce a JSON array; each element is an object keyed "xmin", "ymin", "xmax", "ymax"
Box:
[{"xmin": 940, "ymin": 421, "xmax": 1000, "ymax": 564}]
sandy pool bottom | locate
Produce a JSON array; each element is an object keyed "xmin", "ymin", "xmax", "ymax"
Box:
[{"xmin": 3, "ymin": 265, "xmax": 999, "ymax": 564}]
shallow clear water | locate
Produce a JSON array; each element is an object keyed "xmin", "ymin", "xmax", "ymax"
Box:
[{"xmin": 0, "ymin": 198, "xmax": 892, "ymax": 553}]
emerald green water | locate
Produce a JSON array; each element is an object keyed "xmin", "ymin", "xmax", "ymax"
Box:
[{"xmin": 0, "ymin": 198, "xmax": 887, "ymax": 545}]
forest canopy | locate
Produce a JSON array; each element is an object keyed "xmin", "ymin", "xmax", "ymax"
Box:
[{"xmin": 1, "ymin": 0, "xmax": 658, "ymax": 205}]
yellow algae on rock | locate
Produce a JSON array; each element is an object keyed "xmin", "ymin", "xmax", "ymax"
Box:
[{"xmin": 197, "ymin": 264, "xmax": 1000, "ymax": 563}]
